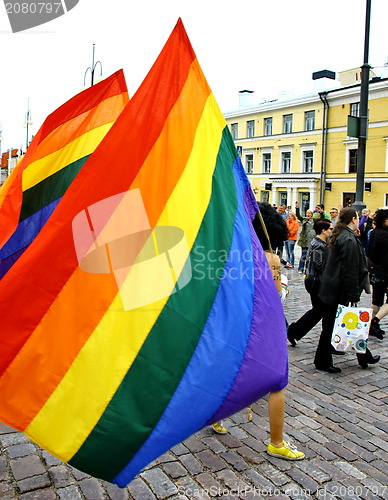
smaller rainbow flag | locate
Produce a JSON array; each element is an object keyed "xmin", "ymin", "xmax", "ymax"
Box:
[{"xmin": 0, "ymin": 70, "xmax": 129, "ymax": 277}]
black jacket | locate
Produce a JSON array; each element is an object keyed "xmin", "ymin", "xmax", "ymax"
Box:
[
  {"xmin": 319, "ymin": 226, "xmax": 368, "ymax": 305},
  {"xmin": 304, "ymin": 236, "xmax": 326, "ymax": 294},
  {"xmin": 368, "ymin": 226, "xmax": 388, "ymax": 276}
]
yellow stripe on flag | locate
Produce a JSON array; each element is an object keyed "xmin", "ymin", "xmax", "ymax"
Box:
[{"xmin": 22, "ymin": 123, "xmax": 114, "ymax": 191}]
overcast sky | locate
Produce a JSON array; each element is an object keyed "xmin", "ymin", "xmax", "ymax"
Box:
[{"xmin": 1, "ymin": 0, "xmax": 387, "ymax": 152}]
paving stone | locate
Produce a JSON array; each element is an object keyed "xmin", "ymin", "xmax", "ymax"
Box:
[
  {"xmin": 216, "ymin": 433, "xmax": 243, "ymax": 448},
  {"xmin": 236, "ymin": 445, "xmax": 264, "ymax": 465},
  {"xmin": 370, "ymin": 436, "xmax": 388, "ymax": 453},
  {"xmin": 256, "ymin": 462, "xmax": 290, "ymax": 487},
  {"xmin": 41, "ymin": 450, "xmax": 62, "ymax": 467},
  {"xmin": 127, "ymin": 477, "xmax": 156, "ymax": 500},
  {"xmin": 7, "ymin": 443, "xmax": 36, "ymax": 459},
  {"xmin": 284, "ymin": 468, "xmax": 319, "ymax": 495},
  {"xmin": 296, "ymin": 461, "xmax": 331, "ymax": 484},
  {"xmin": 79, "ymin": 477, "xmax": 106, "ymax": 499},
  {"xmin": 0, "ymin": 455, "xmax": 9, "ymax": 480},
  {"xmin": 219, "ymin": 451, "xmax": 249, "ymax": 471},
  {"xmin": 341, "ymin": 439, "xmax": 377, "ymax": 462},
  {"xmin": 183, "ymin": 436, "xmax": 207, "ymax": 453},
  {"xmin": 57, "ymin": 485, "xmax": 83, "ymax": 500},
  {"xmin": 104, "ymin": 481, "xmax": 130, "ymax": 500},
  {"xmin": 155, "ymin": 452, "xmax": 176, "ymax": 464},
  {"xmin": 170, "ymin": 443, "xmax": 189, "ymax": 456},
  {"xmin": 10, "ymin": 455, "xmax": 46, "ymax": 480},
  {"xmin": 0, "ymin": 432, "xmax": 31, "ymax": 447},
  {"xmin": 195, "ymin": 450, "xmax": 226, "ymax": 472},
  {"xmin": 177, "ymin": 475, "xmax": 211, "ymax": 499},
  {"xmin": 141, "ymin": 468, "xmax": 178, "ymax": 498},
  {"xmin": 200, "ymin": 437, "xmax": 227, "ymax": 454},
  {"xmin": 178, "ymin": 453, "xmax": 204, "ymax": 475},
  {"xmin": 335, "ymin": 461, "xmax": 366, "ymax": 480},
  {"xmin": 0, "ymin": 482, "xmax": 18, "ymax": 500},
  {"xmin": 162, "ymin": 461, "xmax": 188, "ymax": 479},
  {"xmin": 48, "ymin": 464, "xmax": 75, "ymax": 488},
  {"xmin": 240, "ymin": 436, "xmax": 267, "ymax": 454},
  {"xmin": 18, "ymin": 472, "xmax": 52, "ymax": 493},
  {"xmin": 325, "ymin": 442, "xmax": 359, "ymax": 461},
  {"xmin": 215, "ymin": 468, "xmax": 251, "ymax": 494},
  {"xmin": 19, "ymin": 489, "xmax": 58, "ymax": 500},
  {"xmin": 243, "ymin": 468, "xmax": 279, "ymax": 493}
]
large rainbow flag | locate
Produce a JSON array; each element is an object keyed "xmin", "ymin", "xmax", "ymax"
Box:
[
  {"xmin": 0, "ymin": 70, "xmax": 129, "ymax": 276},
  {"xmin": 0, "ymin": 19, "xmax": 288, "ymax": 487}
]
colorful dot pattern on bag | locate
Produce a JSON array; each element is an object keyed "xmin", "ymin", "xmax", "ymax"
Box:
[{"xmin": 342, "ymin": 312, "xmax": 359, "ymax": 330}]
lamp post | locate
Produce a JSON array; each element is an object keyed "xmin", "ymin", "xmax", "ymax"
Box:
[
  {"xmin": 353, "ymin": 0, "xmax": 372, "ymax": 215},
  {"xmin": 83, "ymin": 44, "xmax": 103, "ymax": 87},
  {"xmin": 23, "ymin": 99, "xmax": 33, "ymax": 151}
]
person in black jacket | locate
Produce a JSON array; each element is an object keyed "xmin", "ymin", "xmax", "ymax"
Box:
[
  {"xmin": 314, "ymin": 207, "xmax": 380, "ymax": 373},
  {"xmin": 368, "ymin": 207, "xmax": 388, "ymax": 338},
  {"xmin": 287, "ymin": 219, "xmax": 333, "ymax": 346}
]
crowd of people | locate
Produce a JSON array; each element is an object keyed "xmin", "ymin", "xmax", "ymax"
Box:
[
  {"xmin": 211, "ymin": 201, "xmax": 387, "ymax": 461},
  {"xmin": 282, "ymin": 203, "xmax": 388, "ymax": 373}
]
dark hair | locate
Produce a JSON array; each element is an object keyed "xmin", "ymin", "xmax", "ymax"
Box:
[
  {"xmin": 253, "ymin": 202, "xmax": 289, "ymax": 250},
  {"xmin": 313, "ymin": 219, "xmax": 331, "ymax": 235},
  {"xmin": 328, "ymin": 207, "xmax": 357, "ymax": 249},
  {"xmin": 316, "ymin": 203, "xmax": 324, "ymax": 209},
  {"xmin": 373, "ymin": 208, "xmax": 388, "ymax": 228}
]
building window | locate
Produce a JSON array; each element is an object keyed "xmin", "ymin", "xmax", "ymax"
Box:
[
  {"xmin": 283, "ymin": 114, "xmax": 292, "ymax": 134},
  {"xmin": 349, "ymin": 149, "xmax": 358, "ymax": 173},
  {"xmin": 279, "ymin": 192, "xmax": 287, "ymax": 206},
  {"xmin": 305, "ymin": 111, "xmax": 315, "ymax": 131},
  {"xmin": 264, "ymin": 117, "xmax": 273, "ymax": 136},
  {"xmin": 231, "ymin": 123, "xmax": 238, "ymax": 140},
  {"xmin": 281, "ymin": 151, "xmax": 291, "ymax": 173},
  {"xmin": 350, "ymin": 103, "xmax": 360, "ymax": 117},
  {"xmin": 262, "ymin": 152, "xmax": 271, "ymax": 174},
  {"xmin": 247, "ymin": 120, "xmax": 255, "ymax": 138},
  {"xmin": 303, "ymin": 150, "xmax": 314, "ymax": 173},
  {"xmin": 261, "ymin": 191, "xmax": 269, "ymax": 203},
  {"xmin": 245, "ymin": 153, "xmax": 254, "ymax": 174}
]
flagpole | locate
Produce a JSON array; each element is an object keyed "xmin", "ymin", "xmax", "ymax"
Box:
[{"xmin": 83, "ymin": 44, "xmax": 103, "ymax": 87}]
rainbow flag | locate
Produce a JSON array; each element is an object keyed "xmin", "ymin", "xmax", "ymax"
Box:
[
  {"xmin": 0, "ymin": 19, "xmax": 287, "ymax": 487},
  {"xmin": 0, "ymin": 70, "xmax": 129, "ymax": 276}
]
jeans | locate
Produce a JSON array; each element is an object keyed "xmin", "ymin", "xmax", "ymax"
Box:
[
  {"xmin": 298, "ymin": 247, "xmax": 308, "ymax": 272},
  {"xmin": 284, "ymin": 240, "xmax": 296, "ymax": 267}
]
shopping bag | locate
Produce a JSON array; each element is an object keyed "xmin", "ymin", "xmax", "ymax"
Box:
[{"xmin": 331, "ymin": 304, "xmax": 372, "ymax": 353}]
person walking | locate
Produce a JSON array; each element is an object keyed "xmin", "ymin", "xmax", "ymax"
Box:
[
  {"xmin": 358, "ymin": 208, "xmax": 374, "ymax": 254},
  {"xmin": 287, "ymin": 219, "xmax": 333, "ymax": 346},
  {"xmin": 213, "ymin": 203, "xmax": 305, "ymax": 460},
  {"xmin": 367, "ymin": 207, "xmax": 388, "ymax": 338},
  {"xmin": 295, "ymin": 202, "xmax": 314, "ymax": 273},
  {"xmin": 314, "ymin": 207, "xmax": 380, "ymax": 373},
  {"xmin": 284, "ymin": 212, "xmax": 299, "ymax": 268}
]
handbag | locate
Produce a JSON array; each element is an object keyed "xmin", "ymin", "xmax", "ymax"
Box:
[
  {"xmin": 367, "ymin": 258, "xmax": 385, "ymax": 286},
  {"xmin": 331, "ymin": 304, "xmax": 372, "ymax": 353}
]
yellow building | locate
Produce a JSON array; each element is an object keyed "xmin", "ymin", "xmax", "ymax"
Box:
[{"xmin": 224, "ymin": 71, "xmax": 388, "ymax": 214}]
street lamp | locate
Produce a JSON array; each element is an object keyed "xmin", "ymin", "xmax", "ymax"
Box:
[
  {"xmin": 23, "ymin": 99, "xmax": 33, "ymax": 151},
  {"xmin": 82, "ymin": 44, "xmax": 103, "ymax": 88},
  {"xmin": 353, "ymin": 0, "xmax": 372, "ymax": 215}
]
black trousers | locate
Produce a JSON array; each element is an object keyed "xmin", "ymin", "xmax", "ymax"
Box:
[
  {"xmin": 314, "ymin": 302, "xmax": 373, "ymax": 369},
  {"xmin": 288, "ymin": 289, "xmax": 327, "ymax": 342}
]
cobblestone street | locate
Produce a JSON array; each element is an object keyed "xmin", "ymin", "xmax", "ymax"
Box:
[{"xmin": 1, "ymin": 265, "xmax": 387, "ymax": 500}]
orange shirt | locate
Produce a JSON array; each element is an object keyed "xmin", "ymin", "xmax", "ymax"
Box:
[{"xmin": 286, "ymin": 219, "xmax": 299, "ymax": 241}]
